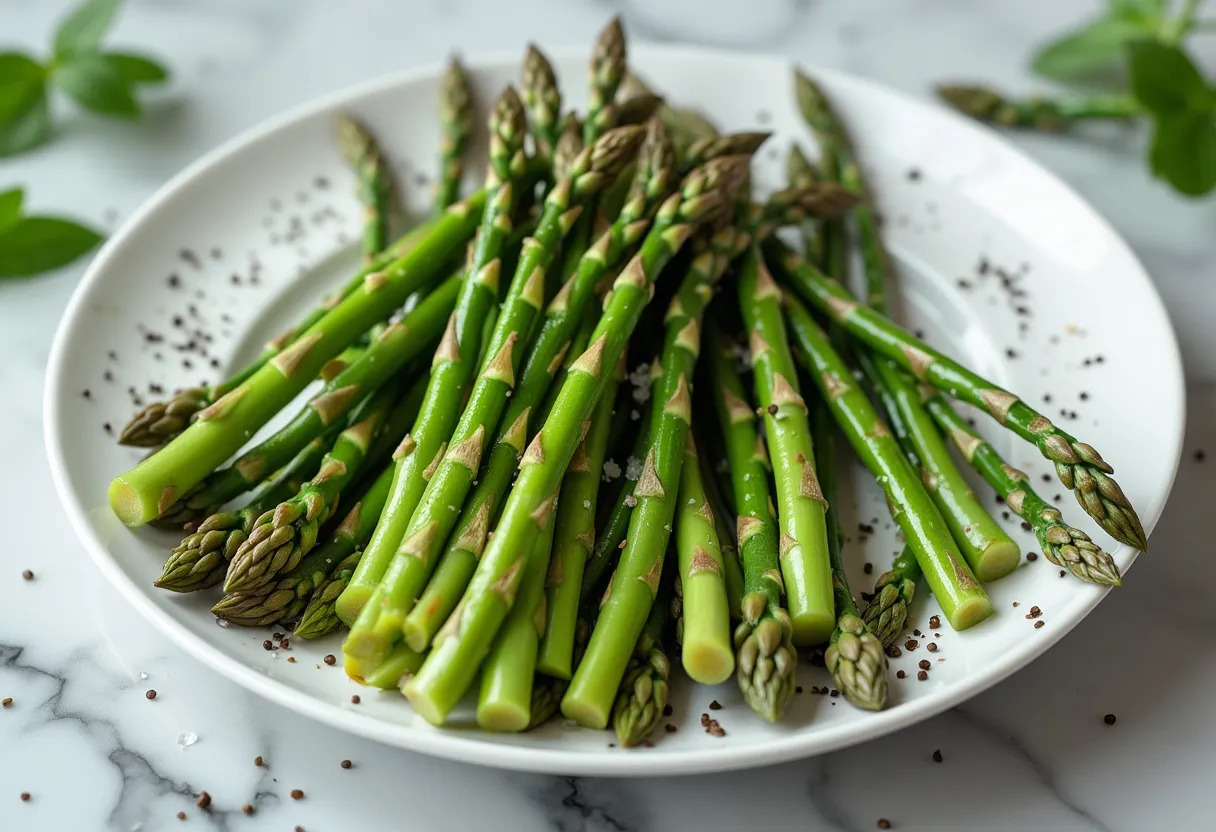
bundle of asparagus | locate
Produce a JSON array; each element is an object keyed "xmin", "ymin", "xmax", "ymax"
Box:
[{"xmin": 109, "ymin": 19, "xmax": 1139, "ymax": 746}]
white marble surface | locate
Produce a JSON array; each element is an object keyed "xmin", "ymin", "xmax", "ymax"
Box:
[{"xmin": 2, "ymin": 1, "xmax": 1214, "ymax": 829}]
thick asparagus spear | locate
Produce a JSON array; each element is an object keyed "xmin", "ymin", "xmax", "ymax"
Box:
[
  {"xmin": 583, "ymin": 16, "xmax": 627, "ymax": 145},
  {"xmin": 862, "ymin": 548, "xmax": 920, "ymax": 649},
  {"xmin": 436, "ymin": 56, "xmax": 474, "ymax": 212},
  {"xmin": 611, "ymin": 587, "xmax": 671, "ymax": 748},
  {"xmin": 782, "ymin": 292, "xmax": 993, "ymax": 631},
  {"xmin": 402, "ymin": 159, "xmax": 742, "ymax": 726},
  {"xmin": 737, "ymin": 247, "xmax": 834, "ymax": 645},
  {"xmin": 812, "ymin": 402, "xmax": 888, "ymax": 710},
  {"xmin": 924, "ymin": 394, "xmax": 1122, "ymax": 586},
  {"xmin": 341, "ymin": 125, "xmax": 645, "ymax": 674},
  {"xmin": 673, "ymin": 434, "xmax": 734, "ymax": 684},
  {"xmin": 336, "ymin": 114, "xmax": 392, "ymax": 262},
  {"xmin": 334, "ymin": 88, "xmax": 530, "ymax": 628},
  {"xmin": 154, "ymin": 275, "xmax": 460, "ymax": 529},
  {"xmin": 936, "ymin": 84, "xmax": 1138, "ymax": 131},
  {"xmin": 364, "ymin": 645, "xmax": 426, "ymax": 690},
  {"xmin": 562, "ymin": 225, "xmax": 741, "ymax": 730},
  {"xmin": 769, "ymin": 242, "xmax": 1147, "ymax": 552},
  {"xmin": 395, "ymin": 119, "xmax": 677, "ymax": 650}
]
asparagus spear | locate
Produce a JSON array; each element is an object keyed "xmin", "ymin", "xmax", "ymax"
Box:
[
  {"xmin": 583, "ymin": 16, "xmax": 627, "ymax": 145},
  {"xmin": 436, "ymin": 56, "xmax": 474, "ymax": 212},
  {"xmin": 154, "ymin": 275, "xmax": 460, "ymax": 529},
  {"xmin": 536, "ymin": 354, "xmax": 623, "ymax": 679},
  {"xmin": 336, "ymin": 114, "xmax": 392, "ymax": 262},
  {"xmin": 341, "ymin": 126, "xmax": 645, "ymax": 675},
  {"xmin": 395, "ymin": 119, "xmax": 677, "ymax": 650},
  {"xmin": 611, "ymin": 587, "xmax": 671, "ymax": 748},
  {"xmin": 782, "ymin": 291, "xmax": 993, "ymax": 631},
  {"xmin": 521, "ymin": 45, "xmax": 562, "ymax": 164},
  {"xmin": 924, "ymin": 394, "xmax": 1122, "ymax": 586},
  {"xmin": 862, "ymin": 548, "xmax": 920, "ymax": 649},
  {"xmin": 562, "ymin": 225, "xmax": 741, "ymax": 730},
  {"xmin": 334, "ymin": 87, "xmax": 530, "ymax": 628},
  {"xmin": 812, "ymin": 401, "xmax": 888, "ymax": 710},
  {"xmin": 155, "ymin": 432, "xmax": 335, "ymax": 593},
  {"xmin": 704, "ymin": 323, "xmax": 797, "ymax": 721},
  {"xmin": 769, "ymin": 241, "xmax": 1147, "ymax": 552},
  {"xmin": 476, "ymin": 495, "xmax": 560, "ymax": 731},
  {"xmin": 936, "ymin": 84, "xmax": 1138, "ymax": 131},
  {"xmin": 737, "ymin": 246, "xmax": 834, "ymax": 645},
  {"xmin": 402, "ymin": 158, "xmax": 742, "ymax": 726},
  {"xmin": 222, "ymin": 378, "xmax": 401, "ymax": 594},
  {"xmin": 698, "ymin": 453, "xmax": 745, "ymax": 623},
  {"xmin": 673, "ymin": 434, "xmax": 734, "ymax": 684},
  {"xmin": 364, "ymin": 644, "xmax": 426, "ymax": 690},
  {"xmin": 681, "ymin": 132, "xmax": 770, "ymax": 175}
]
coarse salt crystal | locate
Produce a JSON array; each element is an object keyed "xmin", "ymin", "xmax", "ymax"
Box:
[{"xmin": 177, "ymin": 731, "xmax": 198, "ymax": 750}]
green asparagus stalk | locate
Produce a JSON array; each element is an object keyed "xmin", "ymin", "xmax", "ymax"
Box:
[
  {"xmin": 924, "ymin": 394, "xmax": 1122, "ymax": 586},
  {"xmin": 936, "ymin": 84, "xmax": 1139, "ymax": 131},
  {"xmin": 341, "ymin": 126, "xmax": 646, "ymax": 675},
  {"xmin": 521, "ymin": 45, "xmax": 562, "ymax": 164},
  {"xmin": 364, "ymin": 644, "xmax": 426, "ymax": 690},
  {"xmin": 396, "ymin": 118, "xmax": 676, "ymax": 651},
  {"xmin": 862, "ymin": 548, "xmax": 920, "ymax": 649},
  {"xmin": 436, "ymin": 56, "xmax": 474, "ymax": 212},
  {"xmin": 336, "ymin": 114, "xmax": 392, "ymax": 262},
  {"xmin": 736, "ymin": 247, "xmax": 834, "ymax": 645},
  {"xmin": 700, "ymin": 456, "xmax": 745, "ymax": 623},
  {"xmin": 611, "ymin": 587, "xmax": 670, "ymax": 748},
  {"xmin": 561, "ymin": 225, "xmax": 741, "ymax": 729},
  {"xmin": 334, "ymin": 87, "xmax": 530, "ymax": 632},
  {"xmin": 673, "ymin": 434, "xmax": 734, "ymax": 684},
  {"xmin": 769, "ymin": 242, "xmax": 1147, "ymax": 552},
  {"xmin": 813, "ymin": 401, "xmax": 888, "ymax": 710},
  {"xmin": 536, "ymin": 355, "xmax": 623, "ymax": 679},
  {"xmin": 782, "ymin": 291, "xmax": 993, "ymax": 631},
  {"xmin": 403, "ymin": 158, "xmax": 742, "ymax": 725},
  {"xmin": 583, "ymin": 16, "xmax": 627, "ymax": 145},
  {"xmin": 222, "ymin": 379, "xmax": 401, "ymax": 595},
  {"xmin": 154, "ymin": 276, "xmax": 460, "ymax": 529},
  {"xmin": 476, "ymin": 495, "xmax": 560, "ymax": 732},
  {"xmin": 681, "ymin": 131, "xmax": 770, "ymax": 175},
  {"xmin": 785, "ymin": 144, "xmax": 825, "ymax": 267}
]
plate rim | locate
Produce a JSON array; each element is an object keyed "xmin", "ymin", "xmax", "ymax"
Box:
[{"xmin": 43, "ymin": 42, "xmax": 1186, "ymax": 776}]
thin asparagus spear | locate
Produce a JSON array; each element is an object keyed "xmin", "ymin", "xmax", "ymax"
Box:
[
  {"xmin": 222, "ymin": 379, "xmax": 402, "ymax": 595},
  {"xmin": 476, "ymin": 495, "xmax": 560, "ymax": 731},
  {"xmin": 673, "ymin": 434, "xmax": 734, "ymax": 684},
  {"xmin": 396, "ymin": 119, "xmax": 677, "ymax": 650},
  {"xmin": 924, "ymin": 394, "xmax": 1122, "ymax": 586},
  {"xmin": 155, "ymin": 276, "xmax": 459, "ymax": 529},
  {"xmin": 785, "ymin": 144, "xmax": 824, "ymax": 267},
  {"xmin": 536, "ymin": 354, "xmax": 623, "ymax": 679},
  {"xmin": 583, "ymin": 16, "xmax": 627, "ymax": 145},
  {"xmin": 364, "ymin": 644, "xmax": 426, "ymax": 690},
  {"xmin": 681, "ymin": 132, "xmax": 770, "ymax": 175},
  {"xmin": 403, "ymin": 159, "xmax": 742, "ymax": 726},
  {"xmin": 521, "ymin": 45, "xmax": 562, "ymax": 164},
  {"xmin": 696, "ymin": 447, "xmax": 745, "ymax": 622},
  {"xmin": 705, "ymin": 323, "xmax": 796, "ymax": 722},
  {"xmin": 562, "ymin": 226, "xmax": 741, "ymax": 729},
  {"xmin": 862, "ymin": 548, "xmax": 920, "ymax": 649},
  {"xmin": 611, "ymin": 587, "xmax": 670, "ymax": 748},
  {"xmin": 341, "ymin": 126, "xmax": 645, "ymax": 675},
  {"xmin": 336, "ymin": 114, "xmax": 392, "ymax": 262},
  {"xmin": 782, "ymin": 291, "xmax": 993, "ymax": 631},
  {"xmin": 737, "ymin": 246, "xmax": 834, "ymax": 645},
  {"xmin": 436, "ymin": 56, "xmax": 474, "ymax": 212},
  {"xmin": 936, "ymin": 85, "xmax": 1139, "ymax": 131},
  {"xmin": 769, "ymin": 241, "xmax": 1147, "ymax": 552},
  {"xmin": 812, "ymin": 401, "xmax": 888, "ymax": 710},
  {"xmin": 334, "ymin": 88, "xmax": 530, "ymax": 629}
]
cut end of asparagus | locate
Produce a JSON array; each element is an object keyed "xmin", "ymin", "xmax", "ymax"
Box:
[
  {"xmin": 946, "ymin": 594, "xmax": 995, "ymax": 631},
  {"xmin": 477, "ymin": 701, "xmax": 531, "ymax": 734},
  {"xmin": 681, "ymin": 639, "xmax": 735, "ymax": 686},
  {"xmin": 108, "ymin": 476, "xmax": 154, "ymax": 528},
  {"xmin": 973, "ymin": 539, "xmax": 1021, "ymax": 583},
  {"xmin": 560, "ymin": 689, "xmax": 612, "ymax": 731},
  {"xmin": 401, "ymin": 680, "xmax": 449, "ymax": 727}
]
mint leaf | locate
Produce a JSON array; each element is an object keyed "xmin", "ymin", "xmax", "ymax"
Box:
[
  {"xmin": 1149, "ymin": 111, "xmax": 1216, "ymax": 196},
  {"xmin": 1031, "ymin": 18, "xmax": 1146, "ymax": 82},
  {"xmin": 0, "ymin": 216, "xmax": 103, "ymax": 278},
  {"xmin": 0, "ymin": 188, "xmax": 22, "ymax": 231},
  {"xmin": 104, "ymin": 52, "xmax": 169, "ymax": 85},
  {"xmin": 53, "ymin": 0, "xmax": 120, "ymax": 58},
  {"xmin": 1127, "ymin": 41, "xmax": 1209, "ymax": 114},
  {"xmin": 53, "ymin": 52, "xmax": 139, "ymax": 119},
  {"xmin": 0, "ymin": 54, "xmax": 51, "ymax": 157}
]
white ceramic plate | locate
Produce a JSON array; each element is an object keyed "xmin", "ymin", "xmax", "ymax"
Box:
[{"xmin": 45, "ymin": 46, "xmax": 1184, "ymax": 776}]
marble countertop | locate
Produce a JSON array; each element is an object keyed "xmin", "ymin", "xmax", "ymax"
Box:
[{"xmin": 3, "ymin": 1, "xmax": 1214, "ymax": 829}]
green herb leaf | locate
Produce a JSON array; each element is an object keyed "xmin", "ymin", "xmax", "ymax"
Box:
[
  {"xmin": 53, "ymin": 52, "xmax": 139, "ymax": 119},
  {"xmin": 1031, "ymin": 18, "xmax": 1146, "ymax": 82},
  {"xmin": 104, "ymin": 52, "xmax": 169, "ymax": 85},
  {"xmin": 1149, "ymin": 111, "xmax": 1216, "ymax": 196},
  {"xmin": 0, "ymin": 53, "xmax": 52, "ymax": 156},
  {"xmin": 53, "ymin": 0, "xmax": 120, "ymax": 58},
  {"xmin": 0, "ymin": 188, "xmax": 23, "ymax": 231},
  {"xmin": 1111, "ymin": 0, "xmax": 1167, "ymax": 25},
  {"xmin": 1127, "ymin": 40, "xmax": 1210, "ymax": 115},
  {"xmin": 0, "ymin": 216, "xmax": 103, "ymax": 278}
]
